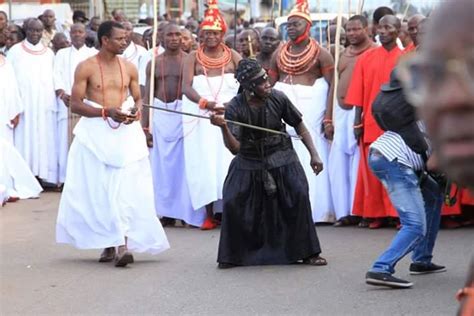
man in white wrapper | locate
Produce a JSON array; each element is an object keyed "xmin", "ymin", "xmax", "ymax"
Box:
[
  {"xmin": 0, "ymin": 54, "xmax": 42, "ymax": 205},
  {"xmin": 269, "ymin": 0, "xmax": 335, "ymax": 223},
  {"xmin": 56, "ymin": 21, "xmax": 169, "ymax": 267},
  {"xmin": 53, "ymin": 23, "xmax": 97, "ymax": 184},
  {"xmin": 329, "ymin": 15, "xmax": 376, "ymax": 226},
  {"xmin": 142, "ymin": 24, "xmax": 207, "ymax": 227},
  {"xmin": 181, "ymin": 0, "xmax": 241, "ymax": 230},
  {"xmin": 7, "ymin": 18, "xmax": 59, "ymax": 185}
]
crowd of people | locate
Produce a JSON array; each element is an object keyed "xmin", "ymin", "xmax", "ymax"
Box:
[{"xmin": 0, "ymin": 0, "xmax": 472, "ymax": 301}]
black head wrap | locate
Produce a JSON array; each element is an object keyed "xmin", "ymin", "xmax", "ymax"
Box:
[{"xmin": 235, "ymin": 58, "xmax": 267, "ymax": 90}]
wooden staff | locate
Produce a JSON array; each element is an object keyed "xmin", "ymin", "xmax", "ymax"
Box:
[
  {"xmin": 332, "ymin": 0, "xmax": 343, "ymax": 120},
  {"xmin": 233, "ymin": 0, "xmax": 238, "ymax": 48},
  {"xmin": 357, "ymin": 0, "xmax": 364, "ymax": 15},
  {"xmin": 402, "ymin": 0, "xmax": 411, "ymax": 21},
  {"xmin": 148, "ymin": 0, "xmax": 159, "ymax": 133},
  {"xmin": 327, "ymin": 22, "xmax": 331, "ymax": 50},
  {"xmin": 270, "ymin": 0, "xmax": 275, "ymax": 25}
]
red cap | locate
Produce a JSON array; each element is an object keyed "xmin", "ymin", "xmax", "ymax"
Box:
[
  {"xmin": 288, "ymin": 0, "xmax": 312, "ymax": 25},
  {"xmin": 200, "ymin": 0, "xmax": 228, "ymax": 34}
]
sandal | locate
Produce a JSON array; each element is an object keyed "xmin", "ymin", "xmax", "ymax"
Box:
[
  {"xmin": 358, "ymin": 219, "xmax": 370, "ymax": 228},
  {"xmin": 334, "ymin": 217, "xmax": 351, "ymax": 227},
  {"xmin": 114, "ymin": 251, "xmax": 134, "ymax": 267},
  {"xmin": 98, "ymin": 247, "xmax": 116, "ymax": 262},
  {"xmin": 303, "ymin": 255, "xmax": 328, "ymax": 266}
]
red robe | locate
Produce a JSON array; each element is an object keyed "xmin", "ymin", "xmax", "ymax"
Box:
[{"xmin": 345, "ymin": 45, "xmax": 404, "ymax": 218}]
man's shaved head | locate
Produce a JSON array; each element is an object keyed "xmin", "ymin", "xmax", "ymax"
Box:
[
  {"xmin": 407, "ymin": 14, "xmax": 425, "ymax": 25},
  {"xmin": 379, "ymin": 15, "xmax": 401, "ymax": 30},
  {"xmin": 407, "ymin": 14, "xmax": 425, "ymax": 46}
]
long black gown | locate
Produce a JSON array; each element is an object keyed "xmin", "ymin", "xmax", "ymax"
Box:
[{"xmin": 217, "ymin": 89, "xmax": 322, "ymax": 266}]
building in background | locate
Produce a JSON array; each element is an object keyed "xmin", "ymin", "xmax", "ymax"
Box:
[{"xmin": 0, "ymin": 0, "xmax": 440, "ymax": 26}]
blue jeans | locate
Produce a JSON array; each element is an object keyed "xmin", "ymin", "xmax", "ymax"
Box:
[{"xmin": 368, "ymin": 149, "xmax": 442, "ymax": 274}]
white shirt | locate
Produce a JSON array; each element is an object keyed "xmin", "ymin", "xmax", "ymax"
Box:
[
  {"xmin": 371, "ymin": 123, "xmax": 431, "ymax": 171},
  {"xmin": 53, "ymin": 45, "xmax": 97, "ymax": 94}
]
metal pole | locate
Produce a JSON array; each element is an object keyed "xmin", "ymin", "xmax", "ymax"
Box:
[{"xmin": 142, "ymin": 105, "xmax": 302, "ymax": 139}]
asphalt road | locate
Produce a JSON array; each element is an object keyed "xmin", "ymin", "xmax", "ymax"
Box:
[{"xmin": 1, "ymin": 192, "xmax": 473, "ymax": 315}]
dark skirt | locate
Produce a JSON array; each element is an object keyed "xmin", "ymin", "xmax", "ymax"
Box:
[{"xmin": 217, "ymin": 155, "xmax": 322, "ymax": 266}]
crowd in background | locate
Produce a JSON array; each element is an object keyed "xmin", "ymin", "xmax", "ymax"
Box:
[{"xmin": 0, "ymin": 6, "xmax": 472, "ymax": 230}]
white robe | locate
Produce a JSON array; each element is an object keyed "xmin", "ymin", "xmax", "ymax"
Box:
[
  {"xmin": 7, "ymin": 40, "xmax": 58, "ymax": 184},
  {"xmin": 182, "ymin": 74, "xmax": 239, "ymax": 211},
  {"xmin": 274, "ymin": 80, "xmax": 335, "ymax": 223},
  {"xmin": 151, "ymin": 98, "xmax": 207, "ymax": 227},
  {"xmin": 138, "ymin": 46, "xmax": 165, "ymax": 86},
  {"xmin": 121, "ymin": 42, "xmax": 147, "ymax": 73},
  {"xmin": 56, "ymin": 98, "xmax": 170, "ymax": 254},
  {"xmin": 0, "ymin": 56, "xmax": 23, "ymax": 144},
  {"xmin": 328, "ymin": 103, "xmax": 360, "ymax": 220},
  {"xmin": 53, "ymin": 45, "xmax": 97, "ymax": 183},
  {"xmin": 0, "ymin": 138, "xmax": 42, "ymax": 201}
]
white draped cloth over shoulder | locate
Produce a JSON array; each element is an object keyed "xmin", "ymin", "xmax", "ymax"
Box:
[
  {"xmin": 274, "ymin": 79, "xmax": 335, "ymax": 223},
  {"xmin": 121, "ymin": 42, "xmax": 148, "ymax": 72},
  {"xmin": 328, "ymin": 103, "xmax": 360, "ymax": 220},
  {"xmin": 7, "ymin": 40, "xmax": 58, "ymax": 184},
  {"xmin": 53, "ymin": 45, "xmax": 97, "ymax": 183},
  {"xmin": 56, "ymin": 98, "xmax": 170, "ymax": 254},
  {"xmin": 0, "ymin": 56, "xmax": 23, "ymax": 144},
  {"xmin": 181, "ymin": 74, "xmax": 239, "ymax": 211},
  {"xmin": 151, "ymin": 98, "xmax": 207, "ymax": 226}
]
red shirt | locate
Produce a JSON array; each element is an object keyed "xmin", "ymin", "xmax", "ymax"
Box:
[{"xmin": 345, "ymin": 45, "xmax": 403, "ymax": 143}]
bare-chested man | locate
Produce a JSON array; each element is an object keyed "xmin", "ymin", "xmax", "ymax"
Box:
[
  {"xmin": 142, "ymin": 23, "xmax": 202, "ymax": 228},
  {"xmin": 256, "ymin": 27, "xmax": 280, "ymax": 71},
  {"xmin": 270, "ymin": 0, "xmax": 335, "ymax": 223},
  {"xmin": 328, "ymin": 15, "xmax": 377, "ymax": 227},
  {"xmin": 181, "ymin": 0, "xmax": 241, "ymax": 230},
  {"xmin": 56, "ymin": 21, "xmax": 169, "ymax": 267}
]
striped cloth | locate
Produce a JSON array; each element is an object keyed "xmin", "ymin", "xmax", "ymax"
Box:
[{"xmin": 370, "ymin": 131, "xmax": 427, "ymax": 171}]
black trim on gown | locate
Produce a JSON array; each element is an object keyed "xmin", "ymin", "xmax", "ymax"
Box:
[{"xmin": 217, "ymin": 89, "xmax": 322, "ymax": 266}]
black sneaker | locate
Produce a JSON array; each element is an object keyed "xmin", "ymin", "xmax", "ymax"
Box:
[
  {"xmin": 409, "ymin": 262, "xmax": 446, "ymax": 275},
  {"xmin": 366, "ymin": 271, "xmax": 413, "ymax": 289}
]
